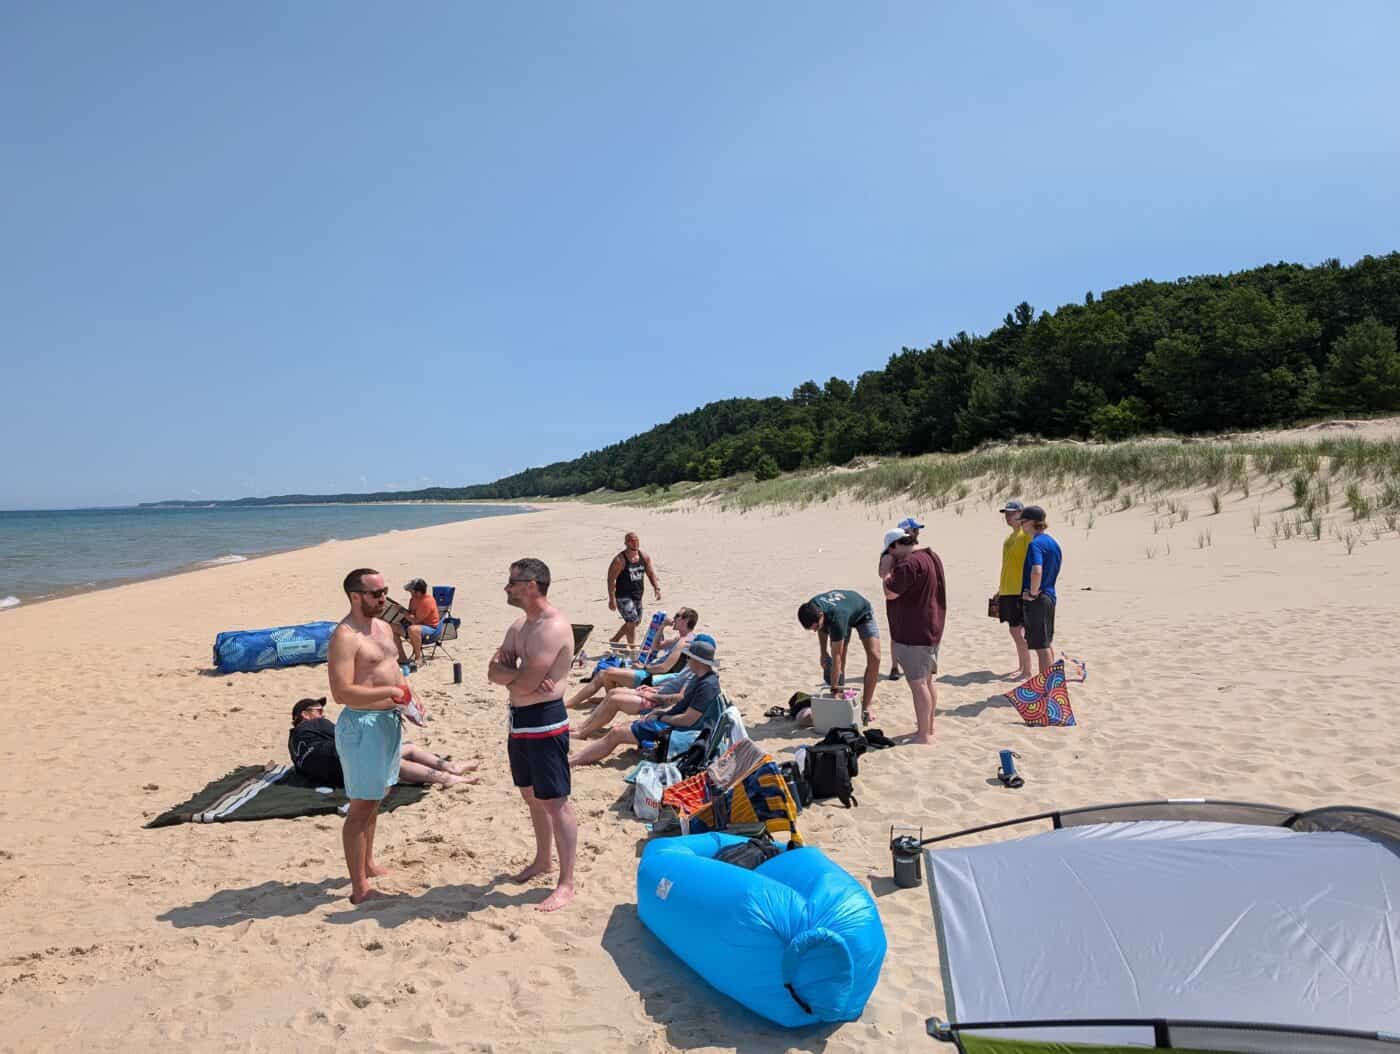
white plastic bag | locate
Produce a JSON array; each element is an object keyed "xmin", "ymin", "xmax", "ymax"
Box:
[{"xmin": 633, "ymin": 761, "xmax": 682, "ymax": 821}]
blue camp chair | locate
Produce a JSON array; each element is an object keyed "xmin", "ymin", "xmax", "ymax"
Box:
[{"xmin": 421, "ymin": 585, "xmax": 459, "ymax": 660}]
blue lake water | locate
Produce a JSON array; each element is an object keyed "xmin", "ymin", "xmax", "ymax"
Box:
[{"xmin": 0, "ymin": 503, "xmax": 528, "ymax": 608}]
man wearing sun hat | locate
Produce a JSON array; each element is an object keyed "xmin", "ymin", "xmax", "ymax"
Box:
[
  {"xmin": 994, "ymin": 501, "xmax": 1032, "ymax": 680},
  {"xmin": 568, "ymin": 637, "xmax": 724, "ymax": 768},
  {"xmin": 882, "ymin": 527, "xmax": 946, "ymax": 745}
]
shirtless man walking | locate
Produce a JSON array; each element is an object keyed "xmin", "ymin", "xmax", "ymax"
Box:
[
  {"xmin": 487, "ymin": 557, "xmax": 578, "ymax": 912},
  {"xmin": 327, "ymin": 567, "xmax": 412, "ymax": 904}
]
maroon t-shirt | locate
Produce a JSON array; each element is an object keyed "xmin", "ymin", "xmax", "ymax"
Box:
[{"xmin": 886, "ymin": 548, "xmax": 946, "ymax": 646}]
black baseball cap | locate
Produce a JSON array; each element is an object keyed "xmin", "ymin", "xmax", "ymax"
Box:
[
  {"xmin": 1020, "ymin": 505, "xmax": 1047, "ymax": 523},
  {"xmin": 292, "ymin": 697, "xmax": 327, "ymax": 722}
]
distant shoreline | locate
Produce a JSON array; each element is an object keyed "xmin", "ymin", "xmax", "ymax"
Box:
[{"xmin": 0, "ymin": 502, "xmax": 537, "ymax": 611}]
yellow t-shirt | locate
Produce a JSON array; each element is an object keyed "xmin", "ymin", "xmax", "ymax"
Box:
[{"xmin": 999, "ymin": 529, "xmax": 1030, "ymax": 596}]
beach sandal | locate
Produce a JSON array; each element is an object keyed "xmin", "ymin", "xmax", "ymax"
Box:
[{"xmin": 764, "ymin": 705, "xmax": 789, "ymax": 719}]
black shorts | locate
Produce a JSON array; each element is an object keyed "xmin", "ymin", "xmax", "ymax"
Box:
[
  {"xmin": 507, "ymin": 699, "xmax": 572, "ymax": 800},
  {"xmin": 1024, "ymin": 594, "xmax": 1056, "ymax": 650},
  {"xmin": 997, "ymin": 594, "xmax": 1024, "ymax": 628}
]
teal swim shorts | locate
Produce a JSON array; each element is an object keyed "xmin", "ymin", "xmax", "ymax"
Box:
[{"xmin": 334, "ymin": 708, "xmax": 402, "ymax": 801}]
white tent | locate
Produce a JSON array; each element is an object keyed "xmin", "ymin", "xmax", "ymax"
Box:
[{"xmin": 924, "ymin": 800, "xmax": 1400, "ymax": 1053}]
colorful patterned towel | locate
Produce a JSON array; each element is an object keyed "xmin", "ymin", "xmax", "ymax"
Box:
[{"xmin": 1007, "ymin": 659, "xmax": 1077, "ymax": 727}]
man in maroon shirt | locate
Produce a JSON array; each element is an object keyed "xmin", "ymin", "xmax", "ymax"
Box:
[{"xmin": 881, "ymin": 528, "xmax": 947, "ymax": 745}]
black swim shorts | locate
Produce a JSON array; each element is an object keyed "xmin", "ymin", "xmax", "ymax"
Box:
[
  {"xmin": 997, "ymin": 594, "xmax": 1024, "ymax": 628},
  {"xmin": 1023, "ymin": 594, "xmax": 1056, "ymax": 650},
  {"xmin": 507, "ymin": 699, "xmax": 572, "ymax": 800}
]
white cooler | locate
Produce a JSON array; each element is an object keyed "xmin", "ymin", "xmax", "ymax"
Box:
[{"xmin": 809, "ymin": 692, "xmax": 862, "ymax": 734}]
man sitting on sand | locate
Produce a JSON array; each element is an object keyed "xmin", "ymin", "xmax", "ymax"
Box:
[
  {"xmin": 571, "ymin": 634, "xmax": 712, "ymax": 739},
  {"xmin": 569, "ymin": 638, "xmax": 724, "ymax": 768},
  {"xmin": 566, "ymin": 607, "xmax": 698, "ymax": 710},
  {"xmin": 797, "ymin": 590, "xmax": 882, "ymax": 724},
  {"xmin": 327, "ymin": 567, "xmax": 414, "ymax": 904},
  {"xmin": 288, "ymin": 697, "xmax": 477, "ymax": 788},
  {"xmin": 394, "ymin": 577, "xmax": 440, "ymax": 667}
]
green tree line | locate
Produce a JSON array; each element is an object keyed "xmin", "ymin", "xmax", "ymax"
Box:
[
  {"xmin": 149, "ymin": 253, "xmax": 1400, "ymax": 507},
  {"xmin": 466, "ymin": 253, "xmax": 1400, "ymax": 498}
]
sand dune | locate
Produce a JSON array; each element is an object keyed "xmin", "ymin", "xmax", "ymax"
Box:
[{"xmin": 2, "ymin": 481, "xmax": 1398, "ymax": 1051}]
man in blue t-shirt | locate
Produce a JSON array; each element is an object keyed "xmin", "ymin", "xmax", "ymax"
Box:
[{"xmin": 1018, "ymin": 505, "xmax": 1063, "ymax": 675}]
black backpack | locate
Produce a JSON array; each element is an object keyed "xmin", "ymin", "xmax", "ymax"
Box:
[
  {"xmin": 805, "ymin": 742, "xmax": 858, "ymax": 808},
  {"xmin": 670, "ymin": 729, "xmax": 711, "ymax": 777},
  {"xmin": 819, "ymin": 725, "xmax": 869, "ymax": 767}
]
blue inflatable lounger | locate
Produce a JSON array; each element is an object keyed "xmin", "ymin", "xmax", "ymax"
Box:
[
  {"xmin": 213, "ymin": 621, "xmax": 338, "ymax": 674},
  {"xmin": 637, "ymin": 832, "xmax": 887, "ymax": 1029}
]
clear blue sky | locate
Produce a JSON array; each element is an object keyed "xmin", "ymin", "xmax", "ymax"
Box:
[{"xmin": 4, "ymin": 2, "xmax": 1398, "ymax": 509}]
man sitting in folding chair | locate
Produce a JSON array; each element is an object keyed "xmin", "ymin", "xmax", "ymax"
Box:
[
  {"xmin": 395, "ymin": 578, "xmax": 441, "ymax": 667},
  {"xmin": 569, "ymin": 638, "xmax": 724, "ymax": 768}
]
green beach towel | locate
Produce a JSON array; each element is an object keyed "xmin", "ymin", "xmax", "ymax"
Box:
[{"xmin": 145, "ymin": 764, "xmax": 429, "ymax": 828}]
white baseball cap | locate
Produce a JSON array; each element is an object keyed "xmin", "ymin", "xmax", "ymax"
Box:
[{"xmin": 883, "ymin": 528, "xmax": 911, "ymax": 551}]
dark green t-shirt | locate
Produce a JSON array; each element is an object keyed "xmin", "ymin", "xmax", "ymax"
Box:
[{"xmin": 810, "ymin": 590, "xmax": 872, "ymax": 641}]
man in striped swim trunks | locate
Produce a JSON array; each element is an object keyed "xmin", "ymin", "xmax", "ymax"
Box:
[
  {"xmin": 327, "ymin": 567, "xmax": 414, "ymax": 905},
  {"xmin": 488, "ymin": 557, "xmax": 578, "ymax": 912}
]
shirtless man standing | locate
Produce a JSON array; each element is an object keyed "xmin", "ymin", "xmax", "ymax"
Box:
[
  {"xmin": 487, "ymin": 557, "xmax": 577, "ymax": 912},
  {"xmin": 327, "ymin": 567, "xmax": 412, "ymax": 904}
]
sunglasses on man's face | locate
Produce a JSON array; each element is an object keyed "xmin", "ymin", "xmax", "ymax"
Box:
[
  {"xmin": 353, "ymin": 588, "xmax": 389, "ymax": 598},
  {"xmin": 506, "ymin": 577, "xmax": 533, "ymax": 586}
]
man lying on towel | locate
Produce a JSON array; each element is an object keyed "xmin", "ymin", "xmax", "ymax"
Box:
[
  {"xmin": 568, "ymin": 639, "xmax": 724, "ymax": 768},
  {"xmin": 289, "ymin": 697, "xmax": 477, "ymax": 788},
  {"xmin": 571, "ymin": 634, "xmax": 712, "ymax": 739}
]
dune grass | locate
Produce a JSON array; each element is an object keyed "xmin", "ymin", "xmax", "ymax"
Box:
[{"xmin": 573, "ymin": 435, "xmax": 1400, "ymax": 518}]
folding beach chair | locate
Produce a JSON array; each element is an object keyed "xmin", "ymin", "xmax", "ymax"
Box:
[
  {"xmin": 571, "ymin": 624, "xmax": 593, "ymax": 667},
  {"xmin": 421, "ymin": 585, "xmax": 460, "ymax": 660},
  {"xmin": 700, "ymin": 696, "xmax": 746, "ymax": 768}
]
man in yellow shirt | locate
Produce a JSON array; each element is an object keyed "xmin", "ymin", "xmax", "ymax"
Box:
[{"xmin": 994, "ymin": 501, "xmax": 1031, "ymax": 679}]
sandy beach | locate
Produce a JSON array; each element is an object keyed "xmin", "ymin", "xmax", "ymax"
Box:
[{"xmin": 3, "ymin": 479, "xmax": 1399, "ymax": 1052}]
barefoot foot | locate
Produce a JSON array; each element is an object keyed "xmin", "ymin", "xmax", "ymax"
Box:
[
  {"xmin": 508, "ymin": 860, "xmax": 554, "ymax": 884},
  {"xmin": 349, "ymin": 887, "xmax": 392, "ymax": 905},
  {"xmin": 444, "ymin": 759, "xmax": 479, "ymax": 776},
  {"xmin": 366, "ymin": 864, "xmax": 392, "ymax": 878},
  {"xmin": 537, "ymin": 884, "xmax": 575, "ymax": 912}
]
